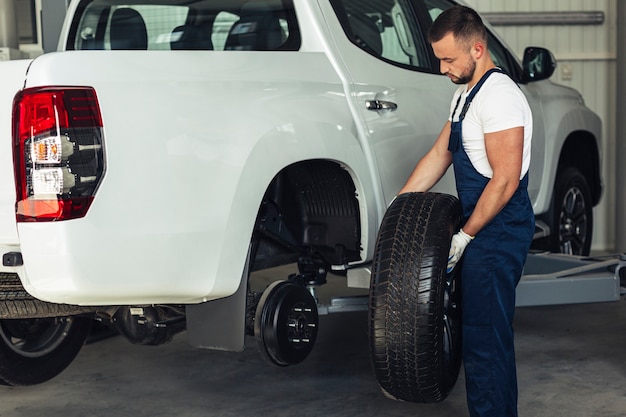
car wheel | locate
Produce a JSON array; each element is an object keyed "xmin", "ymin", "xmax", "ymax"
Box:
[
  {"xmin": 550, "ymin": 167, "xmax": 593, "ymax": 256},
  {"xmin": 369, "ymin": 192, "xmax": 462, "ymax": 403},
  {"xmin": 0, "ymin": 316, "xmax": 91, "ymax": 386}
]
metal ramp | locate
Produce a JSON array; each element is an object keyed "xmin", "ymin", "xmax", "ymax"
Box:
[
  {"xmin": 327, "ymin": 252, "xmax": 625, "ymax": 314},
  {"xmin": 516, "ymin": 252, "xmax": 623, "ymax": 307}
]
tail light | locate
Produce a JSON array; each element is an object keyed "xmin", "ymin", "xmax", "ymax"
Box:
[{"xmin": 12, "ymin": 87, "xmax": 105, "ymax": 222}]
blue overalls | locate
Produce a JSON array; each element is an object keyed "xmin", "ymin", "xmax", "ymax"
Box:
[{"xmin": 449, "ymin": 68, "xmax": 534, "ymax": 417}]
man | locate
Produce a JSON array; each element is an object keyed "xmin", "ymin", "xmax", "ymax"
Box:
[{"xmin": 398, "ymin": 5, "xmax": 535, "ymax": 417}]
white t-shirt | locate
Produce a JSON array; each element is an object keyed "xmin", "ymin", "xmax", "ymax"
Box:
[{"xmin": 449, "ymin": 71, "xmax": 532, "ymax": 179}]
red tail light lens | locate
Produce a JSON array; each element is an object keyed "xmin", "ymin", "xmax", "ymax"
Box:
[{"xmin": 12, "ymin": 87, "xmax": 106, "ymax": 222}]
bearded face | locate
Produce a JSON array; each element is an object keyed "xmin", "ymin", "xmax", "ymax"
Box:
[
  {"xmin": 431, "ymin": 33, "xmax": 480, "ymax": 86},
  {"xmin": 446, "ymin": 58, "xmax": 476, "ymax": 85}
]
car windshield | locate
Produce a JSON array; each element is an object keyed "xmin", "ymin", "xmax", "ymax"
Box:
[{"xmin": 67, "ymin": 0, "xmax": 300, "ymax": 51}]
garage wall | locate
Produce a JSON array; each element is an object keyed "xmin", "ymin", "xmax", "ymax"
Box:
[{"xmin": 466, "ymin": 0, "xmax": 617, "ymax": 252}]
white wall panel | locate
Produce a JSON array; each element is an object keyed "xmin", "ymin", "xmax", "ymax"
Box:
[{"xmin": 467, "ymin": 0, "xmax": 617, "ymax": 251}]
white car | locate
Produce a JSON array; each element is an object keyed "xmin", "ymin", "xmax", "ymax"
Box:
[{"xmin": 0, "ymin": 0, "xmax": 601, "ymax": 400}]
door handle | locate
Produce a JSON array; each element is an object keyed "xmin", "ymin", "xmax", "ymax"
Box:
[{"xmin": 366, "ymin": 100, "xmax": 398, "ymax": 111}]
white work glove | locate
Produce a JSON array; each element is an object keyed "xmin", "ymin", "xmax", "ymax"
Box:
[{"xmin": 447, "ymin": 229, "xmax": 474, "ymax": 273}]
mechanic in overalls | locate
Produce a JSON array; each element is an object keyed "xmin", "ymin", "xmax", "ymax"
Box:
[{"xmin": 398, "ymin": 5, "xmax": 534, "ymax": 417}]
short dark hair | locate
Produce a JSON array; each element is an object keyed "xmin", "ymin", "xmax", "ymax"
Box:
[{"xmin": 427, "ymin": 5, "xmax": 487, "ymax": 49}]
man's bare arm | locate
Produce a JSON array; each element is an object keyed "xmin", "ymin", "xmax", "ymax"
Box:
[
  {"xmin": 398, "ymin": 121, "xmax": 454, "ymax": 194},
  {"xmin": 461, "ymin": 126, "xmax": 524, "ymax": 237}
]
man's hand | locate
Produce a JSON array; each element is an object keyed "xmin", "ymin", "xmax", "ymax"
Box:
[{"xmin": 447, "ymin": 229, "xmax": 474, "ymax": 273}]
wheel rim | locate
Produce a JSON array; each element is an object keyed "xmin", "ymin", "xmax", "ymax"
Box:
[
  {"xmin": 443, "ymin": 270, "xmax": 461, "ymax": 376},
  {"xmin": 559, "ymin": 186, "xmax": 588, "ymax": 255},
  {"xmin": 0, "ymin": 318, "xmax": 73, "ymax": 358}
]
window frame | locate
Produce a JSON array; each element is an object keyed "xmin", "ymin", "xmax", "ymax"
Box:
[
  {"xmin": 65, "ymin": 0, "xmax": 301, "ymax": 52},
  {"xmin": 329, "ymin": 0, "xmax": 434, "ymax": 73},
  {"xmin": 418, "ymin": 0, "xmax": 525, "ymax": 82}
]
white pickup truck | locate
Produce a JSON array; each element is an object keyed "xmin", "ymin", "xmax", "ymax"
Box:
[{"xmin": 0, "ymin": 0, "xmax": 602, "ymax": 401}]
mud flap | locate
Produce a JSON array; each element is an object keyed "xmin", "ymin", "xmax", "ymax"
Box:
[{"xmin": 186, "ymin": 264, "xmax": 248, "ymax": 352}]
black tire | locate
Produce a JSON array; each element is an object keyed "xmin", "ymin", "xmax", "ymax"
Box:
[
  {"xmin": 369, "ymin": 192, "xmax": 462, "ymax": 403},
  {"xmin": 549, "ymin": 167, "xmax": 593, "ymax": 256},
  {"xmin": 0, "ymin": 316, "xmax": 91, "ymax": 386}
]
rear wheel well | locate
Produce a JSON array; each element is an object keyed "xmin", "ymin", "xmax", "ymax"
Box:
[
  {"xmin": 251, "ymin": 160, "xmax": 362, "ymax": 272},
  {"xmin": 557, "ymin": 131, "xmax": 602, "ymax": 205}
]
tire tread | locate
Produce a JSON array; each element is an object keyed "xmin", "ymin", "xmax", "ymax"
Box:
[{"xmin": 369, "ymin": 192, "xmax": 461, "ymax": 403}]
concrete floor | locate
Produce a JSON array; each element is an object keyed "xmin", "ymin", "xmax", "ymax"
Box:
[{"xmin": 1, "ymin": 277, "xmax": 625, "ymax": 417}]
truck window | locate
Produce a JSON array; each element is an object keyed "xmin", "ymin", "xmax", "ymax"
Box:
[
  {"xmin": 330, "ymin": 0, "xmax": 431, "ymax": 70},
  {"xmin": 423, "ymin": 0, "xmax": 523, "ymax": 81},
  {"xmin": 67, "ymin": 0, "xmax": 300, "ymax": 51}
]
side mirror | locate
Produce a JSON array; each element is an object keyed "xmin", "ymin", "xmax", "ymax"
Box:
[{"xmin": 522, "ymin": 47, "xmax": 556, "ymax": 82}]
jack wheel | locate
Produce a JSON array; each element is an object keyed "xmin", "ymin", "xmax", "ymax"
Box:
[{"xmin": 254, "ymin": 281, "xmax": 318, "ymax": 366}]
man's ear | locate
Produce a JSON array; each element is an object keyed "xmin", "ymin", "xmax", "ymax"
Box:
[{"xmin": 471, "ymin": 42, "xmax": 486, "ymax": 60}]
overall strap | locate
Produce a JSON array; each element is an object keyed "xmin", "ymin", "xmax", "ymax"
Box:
[
  {"xmin": 448, "ymin": 67, "xmax": 504, "ymax": 153},
  {"xmin": 457, "ymin": 67, "xmax": 504, "ymax": 122}
]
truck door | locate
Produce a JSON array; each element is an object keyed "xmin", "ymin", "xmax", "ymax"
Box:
[{"xmin": 324, "ymin": 0, "xmax": 458, "ymax": 204}]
